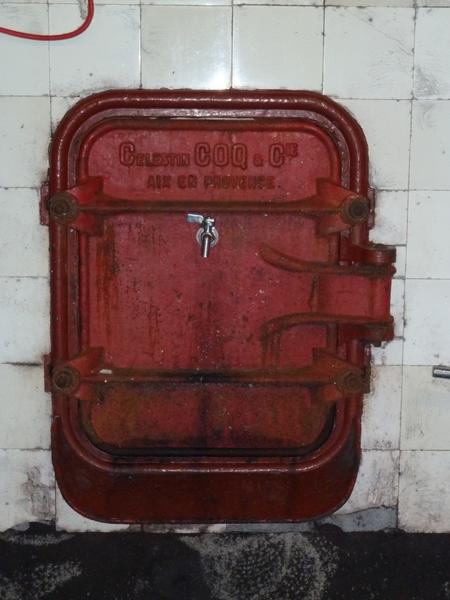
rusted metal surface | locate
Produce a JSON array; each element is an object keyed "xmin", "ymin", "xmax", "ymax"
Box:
[{"xmin": 44, "ymin": 90, "xmax": 395, "ymax": 523}]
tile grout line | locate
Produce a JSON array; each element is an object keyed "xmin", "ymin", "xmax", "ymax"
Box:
[
  {"xmin": 47, "ymin": 0, "xmax": 51, "ymax": 99},
  {"xmin": 321, "ymin": 1, "xmax": 326, "ymax": 93},
  {"xmin": 139, "ymin": 0, "xmax": 143, "ymax": 88},
  {"xmin": 5, "ymin": 94, "xmax": 450, "ymax": 100},
  {"xmin": 230, "ymin": 0, "xmax": 235, "ymax": 88},
  {"xmin": 397, "ymin": 2, "xmax": 418, "ymax": 529}
]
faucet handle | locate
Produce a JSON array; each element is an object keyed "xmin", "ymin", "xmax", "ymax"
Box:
[
  {"xmin": 186, "ymin": 213, "xmax": 205, "ymax": 225},
  {"xmin": 186, "ymin": 213, "xmax": 218, "ymax": 258}
]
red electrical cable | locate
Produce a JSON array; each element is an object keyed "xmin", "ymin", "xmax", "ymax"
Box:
[{"xmin": 0, "ymin": 0, "xmax": 94, "ymax": 41}]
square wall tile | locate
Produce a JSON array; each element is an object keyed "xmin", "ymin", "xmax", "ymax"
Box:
[
  {"xmin": 143, "ymin": 0, "xmax": 230, "ymax": 4},
  {"xmin": 0, "ymin": 365, "xmax": 50, "ymax": 450},
  {"xmin": 0, "ymin": 277, "xmax": 49, "ymax": 364},
  {"xmin": 56, "ymin": 487, "xmax": 130, "ymax": 532},
  {"xmin": 399, "ymin": 451, "xmax": 450, "ymax": 532},
  {"xmin": 326, "ymin": 0, "xmax": 414, "ymax": 5},
  {"xmin": 407, "ymin": 191, "xmax": 450, "ymax": 279},
  {"xmin": 372, "ymin": 338, "xmax": 404, "ymax": 366},
  {"xmin": 52, "ymin": 0, "xmax": 139, "ymax": 4},
  {"xmin": 235, "ymin": 0, "xmax": 320, "ymax": 5},
  {"xmin": 49, "ymin": 5, "xmax": 140, "ymax": 96},
  {"xmin": 391, "ymin": 278, "xmax": 405, "ymax": 337},
  {"xmin": 416, "ymin": 0, "xmax": 450, "ymax": 5},
  {"xmin": 0, "ymin": 97, "xmax": 50, "ymax": 188},
  {"xmin": 362, "ymin": 366, "xmax": 402, "ymax": 450},
  {"xmin": 337, "ymin": 450, "xmax": 399, "ymax": 513},
  {"xmin": 410, "ymin": 101, "xmax": 450, "ymax": 190},
  {"xmin": 341, "ymin": 100, "xmax": 411, "ymax": 189},
  {"xmin": 402, "ymin": 367, "xmax": 450, "ymax": 450},
  {"xmin": 0, "ymin": 450, "xmax": 54, "ymax": 532},
  {"xmin": 370, "ymin": 190, "xmax": 408, "ymax": 245},
  {"xmin": 232, "ymin": 6, "xmax": 323, "ymax": 90},
  {"xmin": 414, "ymin": 8, "xmax": 450, "ymax": 99},
  {"xmin": 370, "ymin": 280, "xmax": 405, "ymax": 364},
  {"xmin": 0, "ymin": 189, "xmax": 48, "ymax": 278},
  {"xmin": 324, "ymin": 8, "xmax": 414, "ymax": 100},
  {"xmin": 0, "ymin": 4, "xmax": 49, "ymax": 96},
  {"xmin": 141, "ymin": 6, "xmax": 232, "ymax": 89},
  {"xmin": 50, "ymin": 96, "xmax": 81, "ymax": 133},
  {"xmin": 393, "ymin": 245, "xmax": 406, "ymax": 279},
  {"xmin": 404, "ymin": 279, "xmax": 450, "ymax": 366}
]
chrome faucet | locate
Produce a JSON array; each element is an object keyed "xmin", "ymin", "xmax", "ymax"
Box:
[{"xmin": 186, "ymin": 213, "xmax": 219, "ymax": 258}]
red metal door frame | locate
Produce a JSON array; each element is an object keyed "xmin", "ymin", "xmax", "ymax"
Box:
[{"xmin": 43, "ymin": 90, "xmax": 394, "ymax": 523}]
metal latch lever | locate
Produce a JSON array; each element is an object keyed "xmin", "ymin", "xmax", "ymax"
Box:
[{"xmin": 186, "ymin": 213, "xmax": 219, "ymax": 258}]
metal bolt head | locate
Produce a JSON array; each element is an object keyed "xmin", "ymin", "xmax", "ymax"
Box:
[
  {"xmin": 336, "ymin": 369, "xmax": 365, "ymax": 394},
  {"xmin": 48, "ymin": 192, "xmax": 78, "ymax": 224},
  {"xmin": 342, "ymin": 197, "xmax": 370, "ymax": 224},
  {"xmin": 52, "ymin": 365, "xmax": 80, "ymax": 394}
]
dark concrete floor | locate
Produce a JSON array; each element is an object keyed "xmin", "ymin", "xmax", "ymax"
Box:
[{"xmin": 0, "ymin": 524, "xmax": 449, "ymax": 599}]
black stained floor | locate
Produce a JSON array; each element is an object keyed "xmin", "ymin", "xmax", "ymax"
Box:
[{"xmin": 0, "ymin": 524, "xmax": 449, "ymax": 600}]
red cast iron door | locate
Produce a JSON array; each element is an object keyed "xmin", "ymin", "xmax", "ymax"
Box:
[{"xmin": 44, "ymin": 90, "xmax": 395, "ymax": 523}]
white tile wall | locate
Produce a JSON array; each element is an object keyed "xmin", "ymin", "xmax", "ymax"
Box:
[
  {"xmin": 55, "ymin": 488, "xmax": 130, "ymax": 532},
  {"xmin": 410, "ymin": 101, "xmax": 450, "ymax": 190},
  {"xmin": 49, "ymin": 5, "xmax": 140, "ymax": 96},
  {"xmin": 327, "ymin": 0, "xmax": 414, "ymax": 5},
  {"xmin": 324, "ymin": 8, "xmax": 414, "ymax": 100},
  {"xmin": 0, "ymin": 450, "xmax": 54, "ymax": 531},
  {"xmin": 141, "ymin": 6, "xmax": 232, "ymax": 89},
  {"xmin": 0, "ymin": 0, "xmax": 449, "ymax": 532},
  {"xmin": 399, "ymin": 451, "xmax": 450, "ymax": 532},
  {"xmin": 402, "ymin": 367, "xmax": 450, "ymax": 450},
  {"xmin": 407, "ymin": 191, "xmax": 450, "ymax": 278},
  {"xmin": 143, "ymin": 0, "xmax": 230, "ymax": 4},
  {"xmin": 0, "ymin": 189, "xmax": 48, "ymax": 278},
  {"xmin": 372, "ymin": 338, "xmax": 404, "ymax": 366},
  {"xmin": 233, "ymin": 6, "xmax": 323, "ymax": 89},
  {"xmin": 341, "ymin": 100, "xmax": 411, "ymax": 189},
  {"xmin": 337, "ymin": 450, "xmax": 400, "ymax": 514},
  {"xmin": 235, "ymin": 0, "xmax": 319, "ymax": 4},
  {"xmin": 414, "ymin": 8, "xmax": 450, "ymax": 99},
  {"xmin": 404, "ymin": 280, "xmax": 450, "ymax": 365},
  {"xmin": 393, "ymin": 245, "xmax": 406, "ymax": 278},
  {"xmin": 370, "ymin": 191, "xmax": 408, "ymax": 246},
  {"xmin": 50, "ymin": 96, "xmax": 81, "ymax": 132},
  {"xmin": 0, "ymin": 5, "xmax": 49, "ymax": 96},
  {"xmin": 0, "ymin": 97, "xmax": 50, "ymax": 187},
  {"xmin": 362, "ymin": 366, "xmax": 402, "ymax": 450},
  {"xmin": 0, "ymin": 277, "xmax": 50, "ymax": 364},
  {"xmin": 0, "ymin": 365, "xmax": 51, "ymax": 450},
  {"xmin": 391, "ymin": 278, "xmax": 405, "ymax": 337}
]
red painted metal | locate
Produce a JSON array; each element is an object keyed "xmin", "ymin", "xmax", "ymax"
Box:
[{"xmin": 44, "ymin": 90, "xmax": 395, "ymax": 523}]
